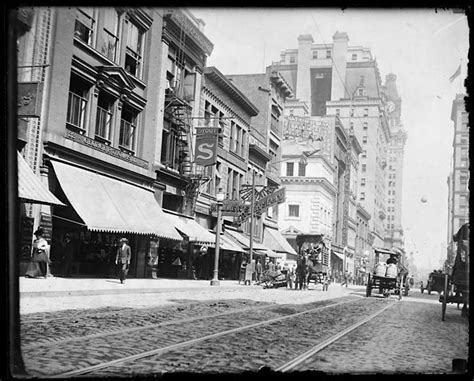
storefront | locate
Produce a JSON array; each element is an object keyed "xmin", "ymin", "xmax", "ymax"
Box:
[{"xmin": 49, "ymin": 159, "xmax": 183, "ymax": 278}]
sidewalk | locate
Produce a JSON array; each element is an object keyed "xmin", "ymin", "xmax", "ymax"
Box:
[{"xmin": 19, "ymin": 276, "xmax": 255, "ymax": 298}]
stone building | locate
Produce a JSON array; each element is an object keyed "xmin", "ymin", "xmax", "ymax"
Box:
[{"xmin": 446, "ymin": 94, "xmax": 469, "ymax": 267}]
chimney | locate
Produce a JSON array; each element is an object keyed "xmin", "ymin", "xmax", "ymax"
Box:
[
  {"xmin": 296, "ymin": 34, "xmax": 314, "ymax": 112},
  {"xmin": 331, "ymin": 31, "xmax": 349, "ymax": 101}
]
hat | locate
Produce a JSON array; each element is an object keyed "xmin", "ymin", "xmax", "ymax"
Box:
[
  {"xmin": 120, "ymin": 238, "xmax": 129, "ymax": 243},
  {"xmin": 34, "ymin": 227, "xmax": 44, "ymax": 236}
]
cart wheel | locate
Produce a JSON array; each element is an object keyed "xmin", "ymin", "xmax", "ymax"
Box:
[
  {"xmin": 441, "ymin": 274, "xmax": 448, "ymax": 321},
  {"xmin": 366, "ymin": 274, "xmax": 372, "ymax": 297}
]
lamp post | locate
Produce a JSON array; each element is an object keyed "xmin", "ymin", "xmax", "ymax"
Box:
[
  {"xmin": 343, "ymin": 245, "xmax": 348, "ymax": 287},
  {"xmin": 211, "ymin": 188, "xmax": 225, "ymax": 286},
  {"xmin": 248, "ymin": 170, "xmax": 256, "ymax": 265}
]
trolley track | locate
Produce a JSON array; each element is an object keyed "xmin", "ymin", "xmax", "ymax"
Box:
[{"xmin": 22, "ymin": 296, "xmax": 393, "ymax": 377}]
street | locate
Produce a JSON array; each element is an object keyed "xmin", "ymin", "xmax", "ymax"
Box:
[{"xmin": 19, "ymin": 280, "xmax": 468, "ymax": 376}]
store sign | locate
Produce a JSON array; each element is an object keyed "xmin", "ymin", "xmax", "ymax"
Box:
[
  {"xmin": 195, "ymin": 127, "xmax": 219, "ymax": 166},
  {"xmin": 254, "ymin": 188, "xmax": 286, "ymax": 216},
  {"xmin": 210, "ymin": 199, "xmax": 248, "ymax": 217},
  {"xmin": 18, "ymin": 82, "xmax": 43, "ymax": 117},
  {"xmin": 40, "ymin": 212, "xmax": 53, "ymax": 242}
]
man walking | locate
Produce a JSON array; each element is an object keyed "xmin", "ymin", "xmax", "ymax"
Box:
[
  {"xmin": 115, "ymin": 238, "xmax": 131, "ymax": 284},
  {"xmin": 255, "ymin": 259, "xmax": 263, "ymax": 284}
]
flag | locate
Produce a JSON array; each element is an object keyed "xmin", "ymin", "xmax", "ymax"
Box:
[{"xmin": 449, "ymin": 64, "xmax": 461, "ymax": 82}]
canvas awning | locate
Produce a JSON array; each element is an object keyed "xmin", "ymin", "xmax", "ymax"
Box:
[
  {"xmin": 374, "ymin": 247, "xmax": 397, "ymax": 256},
  {"xmin": 17, "ymin": 152, "xmax": 65, "ymax": 206},
  {"xmin": 332, "ymin": 251, "xmax": 345, "ymax": 261},
  {"xmin": 50, "ymin": 160, "xmax": 182, "ymax": 240},
  {"xmin": 224, "ymin": 229, "xmax": 270, "ymax": 251},
  {"xmin": 212, "ymin": 234, "xmax": 247, "ymax": 253},
  {"xmin": 263, "ymin": 227, "xmax": 297, "ymax": 255},
  {"xmin": 164, "ymin": 211, "xmax": 215, "ymax": 244},
  {"xmin": 255, "ymin": 249, "xmax": 283, "ymax": 258}
]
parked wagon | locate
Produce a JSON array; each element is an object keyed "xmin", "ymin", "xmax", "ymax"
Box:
[
  {"xmin": 422, "ymin": 271, "xmax": 445, "ymax": 294},
  {"xmin": 365, "ymin": 247, "xmax": 408, "ymax": 299},
  {"xmin": 440, "ymin": 223, "xmax": 469, "ymax": 321}
]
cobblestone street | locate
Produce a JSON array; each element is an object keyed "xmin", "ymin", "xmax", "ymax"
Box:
[{"xmin": 18, "ymin": 278, "xmax": 469, "ymax": 376}]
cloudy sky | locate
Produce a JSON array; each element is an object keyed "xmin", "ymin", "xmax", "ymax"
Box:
[{"xmin": 190, "ymin": 7, "xmax": 469, "ymax": 271}]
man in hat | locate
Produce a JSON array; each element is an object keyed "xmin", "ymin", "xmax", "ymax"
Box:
[{"xmin": 115, "ymin": 238, "xmax": 131, "ymax": 284}]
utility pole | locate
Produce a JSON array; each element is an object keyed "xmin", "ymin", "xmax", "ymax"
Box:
[{"xmin": 249, "ymin": 170, "xmax": 256, "ymax": 264}]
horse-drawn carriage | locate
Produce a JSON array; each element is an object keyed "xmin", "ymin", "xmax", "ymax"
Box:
[
  {"xmin": 295, "ymin": 234, "xmax": 329, "ymax": 291},
  {"xmin": 440, "ymin": 223, "xmax": 469, "ymax": 320},
  {"xmin": 366, "ymin": 247, "xmax": 409, "ymax": 299},
  {"xmin": 421, "ymin": 270, "xmax": 445, "ymax": 294}
]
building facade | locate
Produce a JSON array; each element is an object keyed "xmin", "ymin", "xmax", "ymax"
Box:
[
  {"xmin": 382, "ymin": 74, "xmax": 407, "ymax": 249},
  {"xmin": 446, "ymin": 94, "xmax": 469, "ymax": 267}
]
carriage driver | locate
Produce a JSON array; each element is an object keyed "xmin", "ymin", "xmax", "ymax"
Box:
[{"xmin": 387, "ymin": 254, "xmax": 398, "ymax": 265}]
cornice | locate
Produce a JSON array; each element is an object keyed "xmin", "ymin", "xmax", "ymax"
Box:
[{"xmin": 281, "ymin": 176, "xmax": 337, "ymax": 195}]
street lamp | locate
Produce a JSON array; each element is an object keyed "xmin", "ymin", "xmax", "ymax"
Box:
[{"xmin": 210, "ymin": 188, "xmax": 226, "ymax": 286}]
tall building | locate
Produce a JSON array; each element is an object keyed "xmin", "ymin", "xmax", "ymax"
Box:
[
  {"xmin": 276, "ymin": 31, "xmax": 392, "ymax": 251},
  {"xmin": 446, "ymin": 94, "xmax": 469, "ymax": 267},
  {"xmin": 382, "ymin": 74, "xmax": 407, "ymax": 249}
]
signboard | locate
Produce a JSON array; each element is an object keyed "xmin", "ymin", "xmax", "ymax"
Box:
[
  {"xmin": 40, "ymin": 212, "xmax": 53, "ymax": 243},
  {"xmin": 195, "ymin": 127, "xmax": 219, "ymax": 166},
  {"xmin": 254, "ymin": 188, "xmax": 286, "ymax": 216},
  {"xmin": 210, "ymin": 199, "xmax": 249, "ymax": 217},
  {"xmin": 18, "ymin": 82, "xmax": 43, "ymax": 117}
]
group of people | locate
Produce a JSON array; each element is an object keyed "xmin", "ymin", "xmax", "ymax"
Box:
[{"xmin": 25, "ymin": 227, "xmax": 132, "ymax": 284}]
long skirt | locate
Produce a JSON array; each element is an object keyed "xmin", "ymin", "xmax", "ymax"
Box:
[{"xmin": 25, "ymin": 260, "xmax": 45, "ymax": 278}]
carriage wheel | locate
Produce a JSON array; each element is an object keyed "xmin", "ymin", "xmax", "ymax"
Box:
[
  {"xmin": 441, "ymin": 274, "xmax": 448, "ymax": 321},
  {"xmin": 366, "ymin": 274, "xmax": 372, "ymax": 297}
]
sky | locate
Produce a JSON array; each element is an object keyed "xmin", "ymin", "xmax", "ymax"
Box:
[{"xmin": 190, "ymin": 8, "xmax": 469, "ymax": 271}]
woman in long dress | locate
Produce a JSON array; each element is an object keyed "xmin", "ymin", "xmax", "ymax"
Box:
[{"xmin": 25, "ymin": 227, "xmax": 50, "ymax": 278}]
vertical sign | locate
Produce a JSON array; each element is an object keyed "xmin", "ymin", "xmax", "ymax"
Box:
[{"xmin": 195, "ymin": 127, "xmax": 219, "ymax": 166}]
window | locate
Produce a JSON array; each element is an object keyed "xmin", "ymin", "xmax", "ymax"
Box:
[
  {"xmin": 119, "ymin": 106, "xmax": 138, "ymax": 152},
  {"xmin": 289, "ymin": 205, "xmax": 300, "ymax": 217},
  {"xmin": 350, "ymin": 109, "xmax": 354, "ymax": 117},
  {"xmin": 460, "ymin": 173, "xmax": 468, "ymax": 185},
  {"xmin": 298, "ymin": 162, "xmax": 306, "ymax": 176},
  {"xmin": 358, "ymin": 88, "xmax": 364, "ymax": 96},
  {"xmin": 363, "ymin": 122, "xmax": 368, "ymax": 130},
  {"xmin": 361, "ymin": 164, "xmax": 366, "ymax": 172},
  {"xmin": 125, "ymin": 21, "xmax": 144, "ymax": 77},
  {"xmin": 75, "ymin": 8, "xmax": 96, "ymax": 46},
  {"xmin": 362, "ymin": 136, "xmax": 367, "ymax": 144},
  {"xmin": 286, "ymin": 162, "xmax": 294, "ymax": 176},
  {"xmin": 363, "ymin": 108, "xmax": 369, "ymax": 116},
  {"xmin": 100, "ymin": 9, "xmax": 120, "ymax": 61},
  {"xmin": 361, "ymin": 178, "xmax": 366, "ymax": 186},
  {"xmin": 161, "ymin": 121, "xmax": 179, "ymax": 169},
  {"xmin": 312, "ymin": 51, "xmax": 318, "ymax": 59},
  {"xmin": 67, "ymin": 74, "xmax": 90, "ymax": 132},
  {"xmin": 95, "ymin": 92, "xmax": 114, "ymax": 142},
  {"xmin": 289, "ymin": 56, "xmax": 296, "ymax": 63},
  {"xmin": 326, "ymin": 50, "xmax": 331, "ymax": 58},
  {"xmin": 350, "ymin": 122, "xmax": 354, "ymax": 130},
  {"xmin": 461, "ymin": 147, "xmax": 468, "ymax": 158},
  {"xmin": 352, "ymin": 53, "xmax": 357, "ymax": 60},
  {"xmin": 227, "ymin": 168, "xmax": 233, "ymax": 199},
  {"xmin": 289, "ymin": 109, "xmax": 294, "ymax": 116},
  {"xmin": 360, "ymin": 192, "xmax": 365, "ymax": 201},
  {"xmin": 230, "ymin": 121, "xmax": 237, "ymax": 152},
  {"xmin": 335, "ymin": 109, "xmax": 340, "ymax": 116}
]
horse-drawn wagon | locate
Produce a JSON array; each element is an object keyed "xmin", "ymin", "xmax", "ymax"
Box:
[
  {"xmin": 365, "ymin": 247, "xmax": 408, "ymax": 299},
  {"xmin": 440, "ymin": 222, "xmax": 469, "ymax": 320},
  {"xmin": 295, "ymin": 234, "xmax": 330, "ymax": 291}
]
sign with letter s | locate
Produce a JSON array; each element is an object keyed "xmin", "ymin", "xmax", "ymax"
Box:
[{"xmin": 195, "ymin": 127, "xmax": 219, "ymax": 166}]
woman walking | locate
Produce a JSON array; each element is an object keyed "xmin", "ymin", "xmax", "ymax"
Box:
[{"xmin": 25, "ymin": 228, "xmax": 50, "ymax": 278}]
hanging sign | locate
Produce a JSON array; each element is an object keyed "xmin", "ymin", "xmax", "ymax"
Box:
[{"xmin": 195, "ymin": 127, "xmax": 219, "ymax": 166}]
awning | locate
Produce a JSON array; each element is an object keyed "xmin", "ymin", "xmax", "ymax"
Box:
[
  {"xmin": 224, "ymin": 229, "xmax": 270, "ymax": 251},
  {"xmin": 17, "ymin": 152, "xmax": 65, "ymax": 206},
  {"xmin": 374, "ymin": 247, "xmax": 397, "ymax": 256},
  {"xmin": 256, "ymin": 249, "xmax": 283, "ymax": 258},
  {"xmin": 164, "ymin": 211, "xmax": 215, "ymax": 244},
  {"xmin": 263, "ymin": 227, "xmax": 297, "ymax": 255},
  {"xmin": 215, "ymin": 234, "xmax": 246, "ymax": 253},
  {"xmin": 50, "ymin": 160, "xmax": 182, "ymax": 240},
  {"xmin": 332, "ymin": 251, "xmax": 345, "ymax": 261}
]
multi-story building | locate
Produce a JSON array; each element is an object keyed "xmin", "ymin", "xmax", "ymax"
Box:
[
  {"xmin": 382, "ymin": 74, "xmax": 407, "ymax": 249},
  {"xmin": 274, "ymin": 31, "xmax": 392, "ymax": 248},
  {"xmin": 446, "ymin": 94, "xmax": 469, "ymax": 267},
  {"xmin": 225, "ymin": 67, "xmax": 297, "ymax": 261},
  {"xmin": 17, "ymin": 7, "xmax": 230, "ymax": 278}
]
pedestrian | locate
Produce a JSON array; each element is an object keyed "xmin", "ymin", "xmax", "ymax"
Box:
[
  {"xmin": 26, "ymin": 227, "xmax": 50, "ymax": 278},
  {"xmin": 115, "ymin": 238, "xmax": 131, "ymax": 284},
  {"xmin": 268, "ymin": 259, "xmax": 275, "ymax": 273},
  {"xmin": 239, "ymin": 257, "xmax": 247, "ymax": 284},
  {"xmin": 62, "ymin": 233, "xmax": 75, "ymax": 277},
  {"xmin": 288, "ymin": 264, "xmax": 296, "ymax": 289},
  {"xmin": 255, "ymin": 259, "xmax": 263, "ymax": 284}
]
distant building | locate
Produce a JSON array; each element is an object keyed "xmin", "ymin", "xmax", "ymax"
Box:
[
  {"xmin": 446, "ymin": 94, "xmax": 469, "ymax": 267},
  {"xmin": 382, "ymin": 74, "xmax": 407, "ymax": 249}
]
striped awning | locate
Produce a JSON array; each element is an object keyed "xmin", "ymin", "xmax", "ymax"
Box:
[
  {"xmin": 263, "ymin": 227, "xmax": 297, "ymax": 255},
  {"xmin": 17, "ymin": 152, "xmax": 65, "ymax": 206},
  {"xmin": 50, "ymin": 160, "xmax": 182, "ymax": 240}
]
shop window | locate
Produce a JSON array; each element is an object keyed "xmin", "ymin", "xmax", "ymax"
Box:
[
  {"xmin": 289, "ymin": 205, "xmax": 300, "ymax": 217},
  {"xmin": 75, "ymin": 8, "xmax": 96, "ymax": 46},
  {"xmin": 67, "ymin": 74, "xmax": 91, "ymax": 133},
  {"xmin": 95, "ymin": 92, "xmax": 114, "ymax": 142},
  {"xmin": 119, "ymin": 106, "xmax": 138, "ymax": 153},
  {"xmin": 100, "ymin": 8, "xmax": 120, "ymax": 62},
  {"xmin": 125, "ymin": 21, "xmax": 144, "ymax": 78}
]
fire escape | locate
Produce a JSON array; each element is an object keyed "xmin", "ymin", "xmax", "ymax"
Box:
[{"xmin": 164, "ymin": 19, "xmax": 209, "ymax": 215}]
